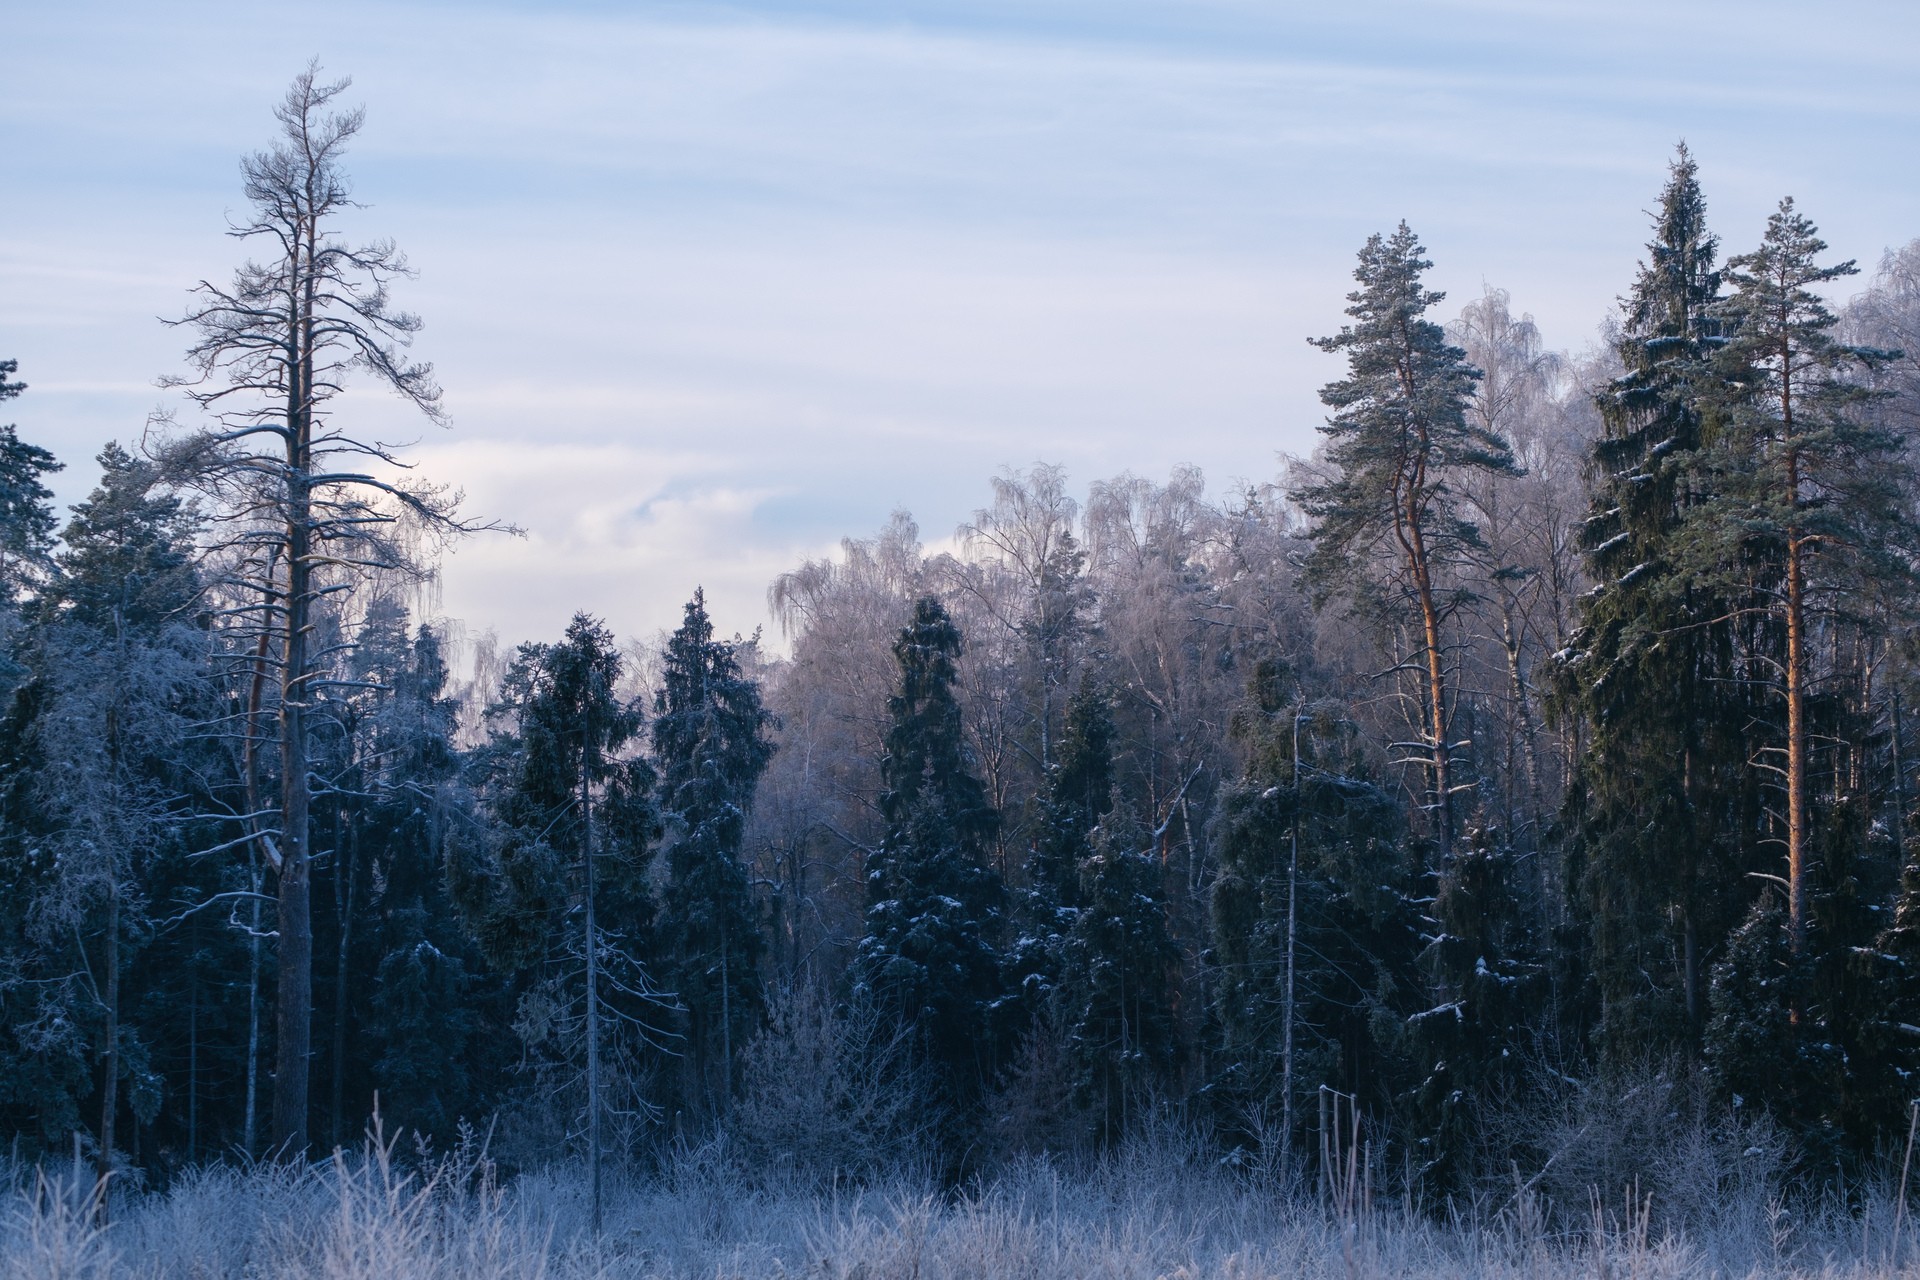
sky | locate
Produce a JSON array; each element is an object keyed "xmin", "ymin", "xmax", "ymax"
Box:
[{"xmin": 4, "ymin": 0, "xmax": 1918, "ymax": 649}]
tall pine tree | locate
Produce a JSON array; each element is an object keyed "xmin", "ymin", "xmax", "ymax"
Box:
[{"xmin": 1295, "ymin": 223, "xmax": 1519, "ymax": 861}]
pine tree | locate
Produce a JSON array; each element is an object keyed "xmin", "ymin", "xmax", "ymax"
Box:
[
  {"xmin": 652, "ymin": 589, "xmax": 775, "ymax": 1122},
  {"xmin": 852, "ymin": 596, "xmax": 1006, "ymax": 1147},
  {"xmin": 1688, "ymin": 202, "xmax": 1913, "ymax": 1159},
  {"xmin": 1692, "ymin": 199, "xmax": 1909, "ymax": 954},
  {"xmin": 158, "ymin": 68, "xmax": 494, "ymax": 1153},
  {"xmin": 1295, "ymin": 223, "xmax": 1519, "ymax": 861}
]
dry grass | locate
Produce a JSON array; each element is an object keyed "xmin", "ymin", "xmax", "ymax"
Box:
[{"xmin": 6, "ymin": 1125, "xmax": 1920, "ymax": 1280}]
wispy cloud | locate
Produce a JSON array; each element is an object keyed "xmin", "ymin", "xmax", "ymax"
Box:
[{"xmin": 4, "ymin": 0, "xmax": 1916, "ymax": 643}]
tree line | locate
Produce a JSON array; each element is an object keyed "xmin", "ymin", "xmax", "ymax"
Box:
[{"xmin": 5, "ymin": 74, "xmax": 1920, "ymax": 1205}]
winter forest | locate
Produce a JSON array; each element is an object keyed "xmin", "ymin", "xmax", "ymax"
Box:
[{"xmin": 11, "ymin": 65, "xmax": 1920, "ymax": 1279}]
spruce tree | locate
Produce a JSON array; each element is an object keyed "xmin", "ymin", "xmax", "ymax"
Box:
[
  {"xmin": 1208, "ymin": 664, "xmax": 1420, "ymax": 1157},
  {"xmin": 0, "ymin": 362, "xmax": 59, "ymax": 697},
  {"xmin": 455, "ymin": 614, "xmax": 663, "ymax": 1230},
  {"xmin": 316, "ymin": 606, "xmax": 490, "ymax": 1145},
  {"xmin": 0, "ymin": 446, "xmax": 206, "ymax": 1188},
  {"xmin": 1407, "ymin": 826, "xmax": 1547, "ymax": 1192},
  {"xmin": 1008, "ymin": 677, "xmax": 1116, "ymax": 1015},
  {"xmin": 852, "ymin": 596, "xmax": 1006, "ymax": 1145},
  {"xmin": 1295, "ymin": 223, "xmax": 1519, "ymax": 861},
  {"xmin": 1554, "ymin": 145, "xmax": 1760, "ymax": 1060},
  {"xmin": 1058, "ymin": 793, "xmax": 1178, "ymax": 1145},
  {"xmin": 652, "ymin": 588, "xmax": 775, "ymax": 1121}
]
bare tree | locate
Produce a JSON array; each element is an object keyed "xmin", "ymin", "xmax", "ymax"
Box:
[{"xmin": 157, "ymin": 64, "xmax": 495, "ymax": 1153}]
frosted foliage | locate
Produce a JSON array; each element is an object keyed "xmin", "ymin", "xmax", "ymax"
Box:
[{"xmin": 3, "ymin": 1128, "xmax": 1916, "ymax": 1280}]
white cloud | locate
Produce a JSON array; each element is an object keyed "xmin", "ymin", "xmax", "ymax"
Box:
[{"xmin": 4, "ymin": 0, "xmax": 1916, "ymax": 647}]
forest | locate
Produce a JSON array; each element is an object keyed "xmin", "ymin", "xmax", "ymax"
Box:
[{"xmin": 8, "ymin": 66, "xmax": 1920, "ymax": 1278}]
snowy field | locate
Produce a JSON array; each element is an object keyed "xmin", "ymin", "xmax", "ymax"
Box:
[{"xmin": 8, "ymin": 1132, "xmax": 1920, "ymax": 1280}]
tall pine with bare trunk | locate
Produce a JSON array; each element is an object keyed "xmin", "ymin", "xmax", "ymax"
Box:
[
  {"xmin": 158, "ymin": 65, "xmax": 491, "ymax": 1153},
  {"xmin": 1295, "ymin": 223, "xmax": 1518, "ymax": 860}
]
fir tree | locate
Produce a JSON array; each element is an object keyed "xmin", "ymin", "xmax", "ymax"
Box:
[
  {"xmin": 1704, "ymin": 894, "xmax": 1800, "ymax": 1121},
  {"xmin": 1407, "ymin": 825, "xmax": 1548, "ymax": 1193},
  {"xmin": 315, "ymin": 606, "xmax": 493, "ymax": 1146},
  {"xmin": 652, "ymin": 589, "xmax": 775, "ymax": 1121},
  {"xmin": 1028, "ymin": 679, "xmax": 1115, "ymax": 915},
  {"xmin": 1008, "ymin": 678, "xmax": 1115, "ymax": 1015}
]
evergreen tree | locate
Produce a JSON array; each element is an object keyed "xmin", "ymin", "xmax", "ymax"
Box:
[
  {"xmin": 0, "ymin": 446, "xmax": 207, "ymax": 1189},
  {"xmin": 1295, "ymin": 224, "xmax": 1519, "ymax": 861},
  {"xmin": 1007, "ymin": 678, "xmax": 1115, "ymax": 1017},
  {"xmin": 454, "ymin": 614, "xmax": 664, "ymax": 1230},
  {"xmin": 1027, "ymin": 678, "xmax": 1115, "ymax": 915},
  {"xmin": 0, "ymin": 360, "xmax": 58, "ymax": 607},
  {"xmin": 311, "ymin": 603, "xmax": 493, "ymax": 1146},
  {"xmin": 1553, "ymin": 144, "xmax": 1759, "ymax": 1062},
  {"xmin": 1704, "ymin": 895, "xmax": 1800, "ymax": 1122},
  {"xmin": 1691, "ymin": 201, "xmax": 1913, "ymax": 1159},
  {"xmin": 1407, "ymin": 825, "xmax": 1548, "ymax": 1192},
  {"xmin": 1207, "ymin": 664, "xmax": 1420, "ymax": 1160},
  {"xmin": 652, "ymin": 589, "xmax": 775, "ymax": 1122},
  {"xmin": 1058, "ymin": 793, "xmax": 1178, "ymax": 1145},
  {"xmin": 1690, "ymin": 199, "xmax": 1909, "ymax": 954},
  {"xmin": 0, "ymin": 361, "xmax": 59, "ymax": 696},
  {"xmin": 159, "ymin": 69, "xmax": 488, "ymax": 1154},
  {"xmin": 852, "ymin": 596, "xmax": 1006, "ymax": 1148}
]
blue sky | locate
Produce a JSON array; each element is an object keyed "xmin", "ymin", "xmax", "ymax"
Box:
[{"xmin": 4, "ymin": 0, "xmax": 1917, "ymax": 646}]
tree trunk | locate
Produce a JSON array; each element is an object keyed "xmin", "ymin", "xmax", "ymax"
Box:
[
  {"xmin": 1408, "ymin": 538, "xmax": 1454, "ymax": 863},
  {"xmin": 330, "ymin": 820, "xmax": 358, "ymax": 1150},
  {"xmin": 1786, "ymin": 522, "xmax": 1807, "ymax": 955},
  {"xmin": 1783, "ymin": 344, "xmax": 1808, "ymax": 957},
  {"xmin": 1282, "ymin": 709, "xmax": 1301, "ymax": 1157},
  {"xmin": 273, "ymin": 504, "xmax": 313, "ymax": 1153},
  {"xmin": 96, "ymin": 881, "xmax": 119, "ymax": 1222},
  {"xmin": 582, "ymin": 729, "xmax": 602, "ymax": 1235},
  {"xmin": 242, "ymin": 559, "xmax": 275, "ymax": 1161},
  {"xmin": 245, "ymin": 862, "xmax": 262, "ymax": 1160},
  {"xmin": 720, "ymin": 923, "xmax": 733, "ymax": 1110},
  {"xmin": 272, "ymin": 217, "xmax": 318, "ymax": 1156},
  {"xmin": 187, "ymin": 958, "xmax": 199, "ymax": 1166}
]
